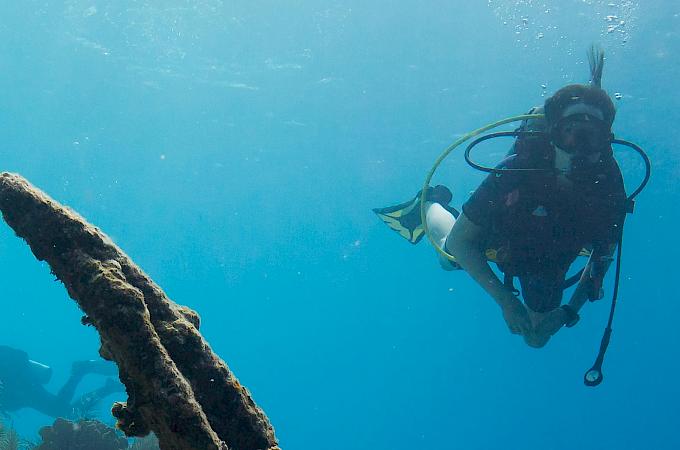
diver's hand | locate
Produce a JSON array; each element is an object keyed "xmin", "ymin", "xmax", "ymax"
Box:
[
  {"xmin": 500, "ymin": 295, "xmax": 531, "ymax": 336},
  {"xmin": 523, "ymin": 307, "xmax": 568, "ymax": 348},
  {"xmin": 534, "ymin": 307, "xmax": 568, "ymax": 337}
]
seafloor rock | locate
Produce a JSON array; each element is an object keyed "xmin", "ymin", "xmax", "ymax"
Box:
[
  {"xmin": 36, "ymin": 418, "xmax": 128, "ymax": 450},
  {"xmin": 130, "ymin": 433, "xmax": 161, "ymax": 450},
  {"xmin": 0, "ymin": 173, "xmax": 279, "ymax": 450}
]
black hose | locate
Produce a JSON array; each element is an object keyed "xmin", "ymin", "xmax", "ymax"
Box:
[
  {"xmin": 612, "ymin": 139, "xmax": 651, "ymax": 201},
  {"xmin": 563, "ymin": 268, "xmax": 585, "ymax": 290},
  {"xmin": 584, "ymin": 230, "xmax": 624, "ymax": 386},
  {"xmin": 464, "ymin": 131, "xmax": 550, "ymax": 174},
  {"xmin": 584, "ymin": 140, "xmax": 649, "ymax": 386}
]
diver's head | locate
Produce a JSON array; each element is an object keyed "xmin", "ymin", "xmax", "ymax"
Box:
[{"xmin": 545, "ymin": 84, "xmax": 615, "ymax": 159}]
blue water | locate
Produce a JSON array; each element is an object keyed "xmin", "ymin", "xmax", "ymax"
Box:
[{"xmin": 0, "ymin": 1, "xmax": 678, "ymax": 449}]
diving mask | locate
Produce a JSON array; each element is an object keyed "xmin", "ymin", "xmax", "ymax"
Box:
[{"xmin": 551, "ymin": 113, "xmax": 612, "ymax": 155}]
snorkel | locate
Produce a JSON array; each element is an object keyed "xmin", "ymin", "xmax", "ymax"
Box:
[{"xmin": 421, "ymin": 46, "xmax": 651, "ymax": 386}]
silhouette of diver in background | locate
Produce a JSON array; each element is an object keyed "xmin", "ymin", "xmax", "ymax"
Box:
[{"xmin": 0, "ymin": 345, "xmax": 122, "ymax": 418}]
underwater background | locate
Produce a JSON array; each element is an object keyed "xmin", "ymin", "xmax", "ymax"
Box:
[{"xmin": 0, "ymin": 1, "xmax": 677, "ymax": 449}]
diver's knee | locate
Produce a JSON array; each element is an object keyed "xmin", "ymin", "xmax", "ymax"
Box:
[{"xmin": 425, "ymin": 202, "xmax": 455, "ymax": 245}]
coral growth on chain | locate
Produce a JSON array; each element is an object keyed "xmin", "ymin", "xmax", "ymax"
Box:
[{"xmin": 0, "ymin": 173, "xmax": 280, "ymax": 450}]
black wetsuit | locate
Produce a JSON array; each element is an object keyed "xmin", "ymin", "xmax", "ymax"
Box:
[{"xmin": 462, "ymin": 144, "xmax": 626, "ymax": 312}]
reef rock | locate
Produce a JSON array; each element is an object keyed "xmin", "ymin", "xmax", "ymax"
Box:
[{"xmin": 36, "ymin": 418, "xmax": 127, "ymax": 450}]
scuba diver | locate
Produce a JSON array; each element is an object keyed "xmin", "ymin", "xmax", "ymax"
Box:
[
  {"xmin": 0, "ymin": 344, "xmax": 121, "ymax": 419},
  {"xmin": 374, "ymin": 46, "xmax": 650, "ymax": 369}
]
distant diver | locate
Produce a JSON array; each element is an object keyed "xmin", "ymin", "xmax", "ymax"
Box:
[
  {"xmin": 374, "ymin": 46, "xmax": 650, "ymax": 385},
  {"xmin": 0, "ymin": 345, "xmax": 122, "ymax": 418}
]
